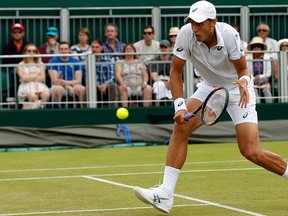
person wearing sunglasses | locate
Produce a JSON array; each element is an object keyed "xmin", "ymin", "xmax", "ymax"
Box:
[
  {"xmin": 134, "ymin": 25, "xmax": 160, "ymax": 63},
  {"xmin": 277, "ymin": 38, "xmax": 288, "ymax": 74},
  {"xmin": 256, "ymin": 23, "xmax": 278, "ymax": 101},
  {"xmin": 16, "ymin": 43, "xmax": 50, "ymax": 109},
  {"xmin": 2, "ymin": 23, "xmax": 29, "ymax": 99},
  {"xmin": 168, "ymin": 27, "xmax": 179, "ymax": 52}
]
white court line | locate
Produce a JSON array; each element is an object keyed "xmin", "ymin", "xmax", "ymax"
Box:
[
  {"xmin": 0, "ymin": 204, "xmax": 208, "ymax": 216},
  {"xmin": 0, "ymin": 160, "xmax": 248, "ymax": 173},
  {"xmin": 82, "ymin": 175, "xmax": 266, "ymax": 216},
  {"xmin": 0, "ymin": 167, "xmax": 262, "ymax": 182}
]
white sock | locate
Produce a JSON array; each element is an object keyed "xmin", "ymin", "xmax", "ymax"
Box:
[
  {"xmin": 282, "ymin": 163, "xmax": 288, "ymax": 179},
  {"xmin": 162, "ymin": 166, "xmax": 180, "ymax": 198}
]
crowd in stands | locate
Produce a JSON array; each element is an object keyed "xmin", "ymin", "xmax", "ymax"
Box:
[{"xmin": 1, "ymin": 21, "xmax": 287, "ymax": 109}]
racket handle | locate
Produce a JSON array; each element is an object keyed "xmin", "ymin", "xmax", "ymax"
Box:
[{"xmin": 184, "ymin": 113, "xmax": 193, "ymax": 121}]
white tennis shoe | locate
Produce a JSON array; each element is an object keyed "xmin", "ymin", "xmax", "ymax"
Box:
[{"xmin": 133, "ymin": 185, "xmax": 173, "ymax": 213}]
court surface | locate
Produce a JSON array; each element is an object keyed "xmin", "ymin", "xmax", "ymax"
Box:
[{"xmin": 0, "ymin": 141, "xmax": 287, "ymax": 215}]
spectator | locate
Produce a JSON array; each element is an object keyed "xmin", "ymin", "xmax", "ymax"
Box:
[
  {"xmin": 134, "ymin": 25, "xmax": 160, "ymax": 63},
  {"xmin": 256, "ymin": 22, "xmax": 278, "ymax": 96},
  {"xmin": 115, "ymin": 43, "xmax": 152, "ymax": 107},
  {"xmin": 278, "ymin": 38, "xmax": 288, "ymax": 94},
  {"xmin": 16, "ymin": 43, "xmax": 50, "ymax": 109},
  {"xmin": 246, "ymin": 36, "xmax": 273, "ymax": 103},
  {"xmin": 2, "ymin": 23, "xmax": 28, "ymax": 98},
  {"xmin": 232, "ymin": 24, "xmax": 248, "ymax": 53},
  {"xmin": 71, "ymin": 27, "xmax": 91, "ymax": 85},
  {"xmin": 48, "ymin": 42, "xmax": 86, "ymax": 108},
  {"xmin": 257, "ymin": 22, "xmax": 278, "ymax": 55},
  {"xmin": 71, "ymin": 27, "xmax": 91, "ymax": 61},
  {"xmin": 149, "ymin": 40, "xmax": 173, "ymax": 106},
  {"xmin": 102, "ymin": 23, "xmax": 126, "ymax": 61},
  {"xmin": 278, "ymin": 38, "xmax": 288, "ymax": 69},
  {"xmin": 39, "ymin": 26, "xmax": 60, "ymax": 64},
  {"xmin": 168, "ymin": 27, "xmax": 179, "ymax": 52},
  {"xmin": 91, "ymin": 39, "xmax": 119, "ymax": 107},
  {"xmin": 2, "ymin": 23, "xmax": 28, "ymax": 64}
]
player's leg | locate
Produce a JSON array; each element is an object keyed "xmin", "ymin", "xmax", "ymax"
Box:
[
  {"xmin": 133, "ymin": 97, "xmax": 204, "ymax": 213},
  {"xmin": 236, "ymin": 122, "xmax": 287, "ymax": 176}
]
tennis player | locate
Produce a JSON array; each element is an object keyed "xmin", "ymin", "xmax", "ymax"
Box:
[{"xmin": 133, "ymin": 0, "xmax": 288, "ymax": 213}]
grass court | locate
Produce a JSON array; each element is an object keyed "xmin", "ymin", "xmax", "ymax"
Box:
[{"xmin": 0, "ymin": 141, "xmax": 287, "ymax": 215}]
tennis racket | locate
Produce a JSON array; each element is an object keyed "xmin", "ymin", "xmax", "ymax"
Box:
[{"xmin": 184, "ymin": 86, "xmax": 229, "ymax": 126}]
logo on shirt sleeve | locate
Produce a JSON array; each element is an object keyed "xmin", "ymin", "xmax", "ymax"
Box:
[{"xmin": 176, "ymin": 47, "xmax": 184, "ymax": 52}]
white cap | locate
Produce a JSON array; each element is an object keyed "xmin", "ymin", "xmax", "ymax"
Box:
[{"xmin": 184, "ymin": 1, "xmax": 216, "ymax": 23}]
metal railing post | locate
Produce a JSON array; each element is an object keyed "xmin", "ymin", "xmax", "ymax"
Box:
[
  {"xmin": 279, "ymin": 51, "xmax": 288, "ymax": 103},
  {"xmin": 240, "ymin": 6, "xmax": 249, "ymax": 44},
  {"xmin": 60, "ymin": 8, "xmax": 70, "ymax": 42},
  {"xmin": 152, "ymin": 7, "xmax": 161, "ymax": 42},
  {"xmin": 184, "ymin": 61, "xmax": 195, "ymax": 99},
  {"xmin": 86, "ymin": 54, "xmax": 97, "ymax": 108}
]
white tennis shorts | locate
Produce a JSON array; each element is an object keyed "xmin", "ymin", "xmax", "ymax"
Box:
[{"xmin": 190, "ymin": 81, "xmax": 258, "ymax": 125}]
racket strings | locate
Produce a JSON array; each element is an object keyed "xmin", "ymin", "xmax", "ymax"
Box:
[{"xmin": 203, "ymin": 90, "xmax": 227, "ymax": 124}]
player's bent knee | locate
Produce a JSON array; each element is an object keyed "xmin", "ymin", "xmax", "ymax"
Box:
[{"xmin": 240, "ymin": 148, "xmax": 263, "ymax": 163}]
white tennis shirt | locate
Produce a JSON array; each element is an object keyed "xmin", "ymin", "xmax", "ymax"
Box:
[{"xmin": 173, "ymin": 22, "xmax": 245, "ymax": 89}]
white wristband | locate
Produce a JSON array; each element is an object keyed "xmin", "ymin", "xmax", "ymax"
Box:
[
  {"xmin": 239, "ymin": 75, "xmax": 250, "ymax": 84},
  {"xmin": 174, "ymin": 98, "xmax": 187, "ymax": 113}
]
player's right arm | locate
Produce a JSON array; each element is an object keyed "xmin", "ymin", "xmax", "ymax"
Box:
[{"xmin": 170, "ymin": 55, "xmax": 187, "ymax": 124}]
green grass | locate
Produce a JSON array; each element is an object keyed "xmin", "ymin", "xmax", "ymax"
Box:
[{"xmin": 0, "ymin": 141, "xmax": 288, "ymax": 215}]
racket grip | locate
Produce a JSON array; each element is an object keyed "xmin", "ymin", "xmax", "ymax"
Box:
[{"xmin": 184, "ymin": 113, "xmax": 192, "ymax": 121}]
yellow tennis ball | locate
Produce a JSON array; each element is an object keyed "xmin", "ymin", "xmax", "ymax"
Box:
[{"xmin": 116, "ymin": 108, "xmax": 129, "ymax": 120}]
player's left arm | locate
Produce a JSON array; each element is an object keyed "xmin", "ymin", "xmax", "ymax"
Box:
[{"xmin": 231, "ymin": 56, "xmax": 251, "ymax": 108}]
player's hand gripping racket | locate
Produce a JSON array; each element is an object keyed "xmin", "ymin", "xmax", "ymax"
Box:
[{"xmin": 184, "ymin": 86, "xmax": 229, "ymax": 126}]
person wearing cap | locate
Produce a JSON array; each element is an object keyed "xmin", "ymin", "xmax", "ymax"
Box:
[
  {"xmin": 168, "ymin": 27, "xmax": 179, "ymax": 52},
  {"xmin": 133, "ymin": 1, "xmax": 288, "ymax": 213},
  {"xmin": 2, "ymin": 23, "xmax": 29, "ymax": 97},
  {"xmin": 39, "ymin": 26, "xmax": 60, "ymax": 64},
  {"xmin": 149, "ymin": 40, "xmax": 173, "ymax": 106},
  {"xmin": 134, "ymin": 25, "xmax": 160, "ymax": 62},
  {"xmin": 246, "ymin": 36, "xmax": 273, "ymax": 103}
]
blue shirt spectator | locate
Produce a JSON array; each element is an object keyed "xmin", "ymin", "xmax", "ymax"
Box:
[{"xmin": 48, "ymin": 56, "xmax": 81, "ymax": 81}]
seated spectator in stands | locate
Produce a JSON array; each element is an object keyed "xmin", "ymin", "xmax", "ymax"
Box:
[
  {"xmin": 149, "ymin": 40, "xmax": 173, "ymax": 106},
  {"xmin": 71, "ymin": 27, "xmax": 91, "ymax": 83},
  {"xmin": 231, "ymin": 24, "xmax": 248, "ymax": 53},
  {"xmin": 48, "ymin": 42, "xmax": 86, "ymax": 107},
  {"xmin": 39, "ymin": 26, "xmax": 60, "ymax": 64},
  {"xmin": 17, "ymin": 43, "xmax": 50, "ymax": 109},
  {"xmin": 168, "ymin": 27, "xmax": 179, "ymax": 52},
  {"xmin": 257, "ymin": 22, "xmax": 278, "ymax": 56},
  {"xmin": 102, "ymin": 23, "xmax": 126, "ymax": 61},
  {"xmin": 278, "ymin": 38, "xmax": 288, "ymax": 94},
  {"xmin": 2, "ymin": 23, "xmax": 29, "ymax": 98},
  {"xmin": 91, "ymin": 39, "xmax": 118, "ymax": 107},
  {"xmin": 115, "ymin": 44, "xmax": 152, "ymax": 107},
  {"xmin": 256, "ymin": 22, "xmax": 278, "ymax": 96},
  {"xmin": 134, "ymin": 25, "xmax": 160, "ymax": 63},
  {"xmin": 246, "ymin": 36, "xmax": 273, "ymax": 103},
  {"xmin": 278, "ymin": 38, "xmax": 288, "ymax": 71}
]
